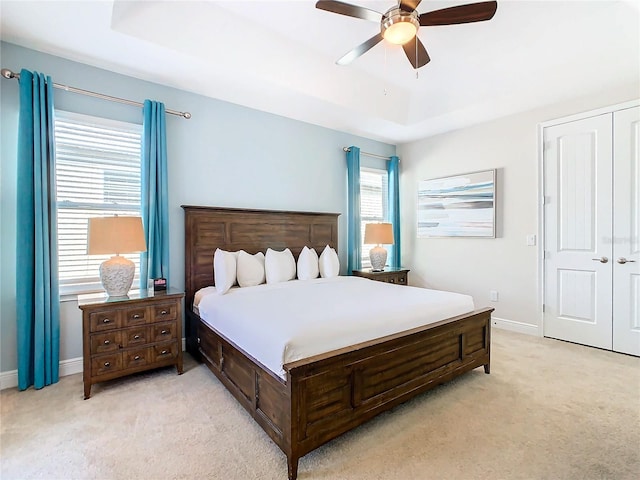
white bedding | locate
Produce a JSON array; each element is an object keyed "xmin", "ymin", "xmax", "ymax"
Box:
[{"xmin": 195, "ymin": 276, "xmax": 475, "ymax": 379}]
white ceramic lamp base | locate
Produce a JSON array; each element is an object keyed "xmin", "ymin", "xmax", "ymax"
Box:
[
  {"xmin": 100, "ymin": 255, "xmax": 135, "ymax": 297},
  {"xmin": 369, "ymin": 246, "xmax": 388, "ymax": 272}
]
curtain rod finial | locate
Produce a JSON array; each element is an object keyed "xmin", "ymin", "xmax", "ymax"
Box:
[
  {"xmin": 183, "ymin": 112, "xmax": 191, "ymax": 119},
  {"xmin": 1, "ymin": 68, "xmax": 16, "ymax": 79}
]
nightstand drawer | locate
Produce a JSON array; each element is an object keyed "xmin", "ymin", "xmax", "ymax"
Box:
[
  {"xmin": 92, "ymin": 353, "xmax": 123, "ymax": 376},
  {"xmin": 151, "ymin": 341, "xmax": 179, "ymax": 362},
  {"xmin": 151, "ymin": 302, "xmax": 178, "ymax": 322},
  {"xmin": 123, "ymin": 348, "xmax": 152, "ymax": 369},
  {"xmin": 91, "ymin": 332, "xmax": 122, "ymax": 354},
  {"xmin": 151, "ymin": 322, "xmax": 177, "ymax": 342},
  {"xmin": 386, "ymin": 275, "xmax": 406, "ymax": 284},
  {"xmin": 90, "ymin": 311, "xmax": 121, "ymax": 332},
  {"xmin": 121, "ymin": 327, "xmax": 148, "ymax": 348},
  {"xmin": 122, "ymin": 306, "xmax": 148, "ymax": 327}
]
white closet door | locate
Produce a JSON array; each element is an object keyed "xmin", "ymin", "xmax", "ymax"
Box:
[
  {"xmin": 543, "ymin": 114, "xmax": 613, "ymax": 349},
  {"xmin": 613, "ymin": 106, "xmax": 640, "ymax": 356}
]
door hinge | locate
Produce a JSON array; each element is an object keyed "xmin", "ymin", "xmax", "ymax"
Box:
[{"xmin": 542, "ymin": 304, "xmax": 545, "ymax": 313}]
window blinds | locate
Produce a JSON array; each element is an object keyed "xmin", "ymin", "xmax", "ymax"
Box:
[
  {"xmin": 54, "ymin": 111, "xmax": 142, "ymax": 293},
  {"xmin": 360, "ymin": 168, "xmax": 389, "ymax": 268}
]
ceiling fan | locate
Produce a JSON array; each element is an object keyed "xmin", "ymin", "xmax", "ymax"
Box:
[{"xmin": 316, "ymin": 0, "xmax": 498, "ymax": 69}]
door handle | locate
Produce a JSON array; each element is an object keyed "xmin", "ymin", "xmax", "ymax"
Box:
[
  {"xmin": 617, "ymin": 258, "xmax": 636, "ymax": 264},
  {"xmin": 592, "ymin": 257, "xmax": 608, "ymax": 263}
]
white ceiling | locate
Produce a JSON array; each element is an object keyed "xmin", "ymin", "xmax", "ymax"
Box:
[{"xmin": 1, "ymin": 0, "xmax": 639, "ymax": 144}]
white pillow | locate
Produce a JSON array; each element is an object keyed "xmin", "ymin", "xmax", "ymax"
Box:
[
  {"xmin": 319, "ymin": 245, "xmax": 340, "ymax": 278},
  {"xmin": 213, "ymin": 248, "xmax": 238, "ymax": 294},
  {"xmin": 297, "ymin": 246, "xmax": 319, "ymax": 280},
  {"xmin": 237, "ymin": 251, "xmax": 266, "ymax": 288},
  {"xmin": 265, "ymin": 248, "xmax": 296, "ymax": 284}
]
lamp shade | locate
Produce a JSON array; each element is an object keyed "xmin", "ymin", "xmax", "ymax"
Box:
[
  {"xmin": 87, "ymin": 216, "xmax": 147, "ymax": 255},
  {"xmin": 87, "ymin": 216, "xmax": 147, "ymax": 297},
  {"xmin": 364, "ymin": 223, "xmax": 394, "ymax": 245}
]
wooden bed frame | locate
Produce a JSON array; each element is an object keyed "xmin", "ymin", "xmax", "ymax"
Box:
[{"xmin": 182, "ymin": 205, "xmax": 493, "ymax": 480}]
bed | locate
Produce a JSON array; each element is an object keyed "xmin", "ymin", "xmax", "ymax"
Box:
[{"xmin": 182, "ymin": 205, "xmax": 493, "ymax": 480}]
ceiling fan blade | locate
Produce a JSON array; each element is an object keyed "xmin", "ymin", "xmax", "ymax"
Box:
[
  {"xmin": 337, "ymin": 33, "xmax": 384, "ymax": 65},
  {"xmin": 402, "ymin": 36, "xmax": 430, "ymax": 69},
  {"xmin": 316, "ymin": 0, "xmax": 381, "ymax": 22},
  {"xmin": 399, "ymin": 0, "xmax": 422, "ymax": 12},
  {"xmin": 419, "ymin": 1, "xmax": 497, "ymax": 26}
]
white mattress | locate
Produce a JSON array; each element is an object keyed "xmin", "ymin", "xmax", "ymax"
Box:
[{"xmin": 195, "ymin": 276, "xmax": 474, "ymax": 379}]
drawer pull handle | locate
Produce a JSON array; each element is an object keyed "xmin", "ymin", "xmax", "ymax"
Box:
[
  {"xmin": 160, "ymin": 350, "xmax": 169, "ymax": 355},
  {"xmin": 132, "ymin": 314, "xmax": 141, "ymax": 319},
  {"xmin": 160, "ymin": 310, "xmax": 168, "ymax": 315},
  {"xmin": 133, "ymin": 334, "xmax": 141, "ymax": 340},
  {"xmin": 134, "ymin": 355, "xmax": 141, "ymax": 361},
  {"xmin": 103, "ymin": 318, "xmax": 111, "ymax": 324},
  {"xmin": 161, "ymin": 330, "xmax": 169, "ymax": 335},
  {"xmin": 103, "ymin": 340, "xmax": 110, "ymax": 345},
  {"xmin": 104, "ymin": 361, "xmax": 110, "ymax": 367}
]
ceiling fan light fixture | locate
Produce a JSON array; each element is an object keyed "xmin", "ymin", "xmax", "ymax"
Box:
[{"xmin": 381, "ymin": 7, "xmax": 419, "ymax": 45}]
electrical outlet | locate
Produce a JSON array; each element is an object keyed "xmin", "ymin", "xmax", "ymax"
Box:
[
  {"xmin": 490, "ymin": 290, "xmax": 499, "ymax": 302},
  {"xmin": 526, "ymin": 234, "xmax": 537, "ymax": 246}
]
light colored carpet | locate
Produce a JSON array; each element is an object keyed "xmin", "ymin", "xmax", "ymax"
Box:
[{"xmin": 1, "ymin": 329, "xmax": 639, "ymax": 480}]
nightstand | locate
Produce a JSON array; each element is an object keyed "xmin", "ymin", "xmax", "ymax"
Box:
[
  {"xmin": 352, "ymin": 267, "xmax": 410, "ymax": 286},
  {"xmin": 78, "ymin": 288, "xmax": 184, "ymax": 399}
]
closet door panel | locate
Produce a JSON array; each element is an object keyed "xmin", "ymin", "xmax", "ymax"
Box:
[
  {"xmin": 543, "ymin": 114, "xmax": 613, "ymax": 349},
  {"xmin": 613, "ymin": 106, "xmax": 640, "ymax": 356}
]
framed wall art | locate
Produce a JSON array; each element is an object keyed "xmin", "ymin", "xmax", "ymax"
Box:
[{"xmin": 417, "ymin": 169, "xmax": 496, "ymax": 238}]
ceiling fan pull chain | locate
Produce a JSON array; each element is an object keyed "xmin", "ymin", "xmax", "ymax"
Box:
[
  {"xmin": 415, "ymin": 36, "xmax": 419, "ymax": 79},
  {"xmin": 384, "ymin": 43, "xmax": 388, "ymax": 96}
]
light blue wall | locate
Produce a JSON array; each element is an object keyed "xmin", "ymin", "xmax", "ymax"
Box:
[{"xmin": 0, "ymin": 42, "xmax": 396, "ymax": 374}]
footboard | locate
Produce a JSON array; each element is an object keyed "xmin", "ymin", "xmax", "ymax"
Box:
[
  {"xmin": 193, "ymin": 307, "xmax": 492, "ymax": 480},
  {"xmin": 284, "ymin": 307, "xmax": 492, "ymax": 479}
]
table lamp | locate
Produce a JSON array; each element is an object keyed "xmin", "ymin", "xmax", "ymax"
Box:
[
  {"xmin": 364, "ymin": 223, "xmax": 394, "ymax": 272},
  {"xmin": 87, "ymin": 216, "xmax": 147, "ymax": 297}
]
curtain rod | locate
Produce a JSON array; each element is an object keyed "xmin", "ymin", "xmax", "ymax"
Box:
[
  {"xmin": 1, "ymin": 68, "xmax": 191, "ymax": 119},
  {"xmin": 342, "ymin": 147, "xmax": 395, "ymax": 161}
]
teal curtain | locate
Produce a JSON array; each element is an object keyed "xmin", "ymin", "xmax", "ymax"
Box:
[
  {"xmin": 346, "ymin": 146, "xmax": 361, "ymax": 274},
  {"xmin": 388, "ymin": 156, "xmax": 401, "ymax": 268},
  {"xmin": 140, "ymin": 100, "xmax": 170, "ymax": 288},
  {"xmin": 16, "ymin": 69, "xmax": 60, "ymax": 390}
]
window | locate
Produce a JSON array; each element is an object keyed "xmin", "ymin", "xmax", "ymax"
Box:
[
  {"xmin": 360, "ymin": 167, "xmax": 388, "ymax": 268},
  {"xmin": 54, "ymin": 111, "xmax": 142, "ymax": 295}
]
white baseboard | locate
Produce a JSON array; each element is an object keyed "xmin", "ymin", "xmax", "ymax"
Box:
[
  {"xmin": 0, "ymin": 356, "xmax": 83, "ymax": 391},
  {"xmin": 1, "ymin": 368, "xmax": 19, "ymax": 390},
  {"xmin": 59, "ymin": 356, "xmax": 84, "ymax": 377},
  {"xmin": 492, "ymin": 316, "xmax": 539, "ymax": 336},
  {"xmin": 0, "ymin": 338, "xmax": 188, "ymax": 391}
]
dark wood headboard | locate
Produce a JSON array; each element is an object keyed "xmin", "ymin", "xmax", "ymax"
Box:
[{"xmin": 181, "ymin": 205, "xmax": 340, "ymax": 309}]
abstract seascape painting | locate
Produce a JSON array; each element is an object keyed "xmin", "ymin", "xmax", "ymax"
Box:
[{"xmin": 417, "ymin": 169, "xmax": 496, "ymax": 238}]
